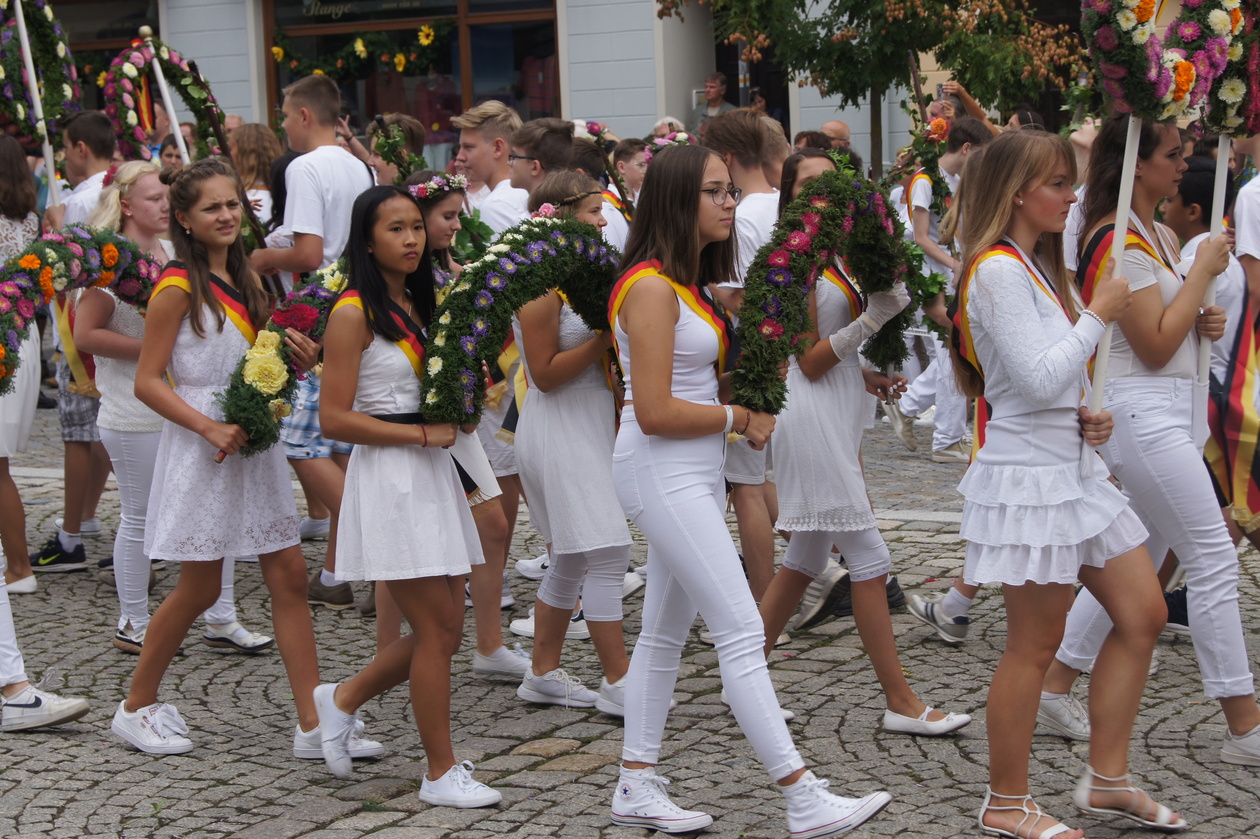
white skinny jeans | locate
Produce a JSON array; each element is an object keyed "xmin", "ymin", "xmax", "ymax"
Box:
[
  {"xmin": 899, "ymin": 335, "xmax": 968, "ymax": 451},
  {"xmin": 0, "ymin": 582, "xmax": 27, "ymax": 686},
  {"xmin": 1057, "ymin": 376, "xmax": 1254, "ymax": 699},
  {"xmin": 613, "ymin": 411, "xmax": 804, "ymax": 780}
]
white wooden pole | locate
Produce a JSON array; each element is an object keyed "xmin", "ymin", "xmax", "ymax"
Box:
[
  {"xmin": 1081, "ymin": 114, "xmax": 1141, "ymax": 478},
  {"xmin": 140, "ymin": 26, "xmax": 190, "ymax": 165},
  {"xmin": 13, "ymin": 0, "xmax": 62, "ymax": 206},
  {"xmin": 1196, "ymin": 133, "xmax": 1231, "ymax": 385}
]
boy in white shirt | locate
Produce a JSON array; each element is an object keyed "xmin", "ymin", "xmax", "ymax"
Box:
[{"xmin": 452, "ymin": 102, "xmax": 527, "ymax": 238}]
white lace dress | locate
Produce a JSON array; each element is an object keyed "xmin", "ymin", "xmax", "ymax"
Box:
[
  {"xmin": 513, "ymin": 303, "xmax": 629, "ymax": 554},
  {"xmin": 336, "ymin": 335, "xmax": 484, "ymax": 580},
  {"xmin": 144, "ymin": 300, "xmax": 300, "ymax": 561},
  {"xmin": 0, "ymin": 212, "xmax": 41, "ymax": 456},
  {"xmin": 774, "ymin": 272, "xmax": 877, "ymax": 532},
  {"xmin": 957, "ymin": 248, "xmax": 1147, "ymax": 585}
]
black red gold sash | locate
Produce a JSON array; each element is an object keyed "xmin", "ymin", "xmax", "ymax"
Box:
[
  {"xmin": 822, "ymin": 264, "xmax": 864, "ymax": 321},
  {"xmin": 1077, "ymin": 225, "xmax": 1170, "ymax": 305},
  {"xmin": 608, "ymin": 260, "xmax": 730, "ymax": 377},
  {"xmin": 332, "ymin": 290, "xmax": 425, "ymax": 378},
  {"xmin": 602, "ymin": 189, "xmax": 633, "ymax": 224},
  {"xmin": 970, "ymin": 397, "xmax": 992, "ymax": 462},
  {"xmin": 1204, "ymin": 298, "xmax": 1260, "ymax": 530},
  {"xmin": 53, "ymin": 293, "xmax": 98, "ymax": 397},
  {"xmin": 906, "ymin": 170, "xmax": 951, "ymax": 221},
  {"xmin": 150, "ymin": 265, "xmax": 258, "ymax": 346}
]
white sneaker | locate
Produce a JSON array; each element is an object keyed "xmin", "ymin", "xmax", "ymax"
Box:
[
  {"xmin": 783, "ymin": 770, "xmax": 892, "ymax": 838},
  {"xmin": 720, "ymin": 688, "xmax": 794, "ymax": 722},
  {"xmin": 515, "ymin": 551, "xmax": 550, "ymax": 581},
  {"xmin": 622, "ymin": 570, "xmax": 645, "ymax": 598},
  {"xmin": 418, "ymin": 760, "xmax": 502, "ymax": 808},
  {"xmin": 202, "ymin": 621, "xmax": 275, "ymax": 653},
  {"xmin": 471, "ymin": 643, "xmax": 531, "ymax": 677},
  {"xmin": 55, "ymin": 517, "xmax": 102, "ymax": 537},
  {"xmin": 297, "ymin": 516, "xmax": 330, "ymax": 540},
  {"xmin": 1036, "ymin": 692, "xmax": 1090, "ymax": 741},
  {"xmin": 510, "ymin": 608, "xmax": 590, "ymax": 640},
  {"xmin": 313, "ymin": 683, "xmax": 357, "ymax": 778},
  {"xmin": 293, "ymin": 718, "xmax": 384, "ymax": 760},
  {"xmin": 611, "ymin": 767, "xmax": 714, "ymax": 833},
  {"xmin": 0, "ymin": 684, "xmax": 89, "ymax": 732},
  {"xmin": 931, "ymin": 440, "xmax": 970, "ymax": 463},
  {"xmin": 464, "ymin": 580, "xmax": 516, "ymax": 609},
  {"xmin": 111, "ymin": 700, "xmax": 194, "ymax": 754},
  {"xmin": 517, "ymin": 668, "xmax": 598, "ymax": 708},
  {"xmin": 913, "ymin": 405, "xmax": 936, "ymax": 427},
  {"xmin": 5, "ymin": 574, "xmax": 36, "ymax": 594},
  {"xmin": 1221, "ymin": 723, "xmax": 1260, "ymax": 766},
  {"xmin": 596, "ymin": 676, "xmax": 626, "ymax": 717}
]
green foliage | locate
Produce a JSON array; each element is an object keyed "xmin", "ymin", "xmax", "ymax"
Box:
[
  {"xmin": 272, "ymin": 21, "xmax": 454, "ymax": 82},
  {"xmin": 376, "ymin": 123, "xmax": 427, "ymax": 186},
  {"xmin": 450, "ymin": 208, "xmax": 494, "ymax": 265},
  {"xmin": 0, "ymin": 0, "xmax": 82, "ymax": 152}
]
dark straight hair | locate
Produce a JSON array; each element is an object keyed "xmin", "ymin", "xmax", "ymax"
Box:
[
  {"xmin": 344, "ymin": 184, "xmax": 437, "ymax": 341},
  {"xmin": 1078, "ymin": 114, "xmax": 1167, "ymax": 259},
  {"xmin": 777, "ymin": 148, "xmax": 835, "ymax": 217}
]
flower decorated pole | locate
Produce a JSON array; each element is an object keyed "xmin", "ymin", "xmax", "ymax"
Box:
[
  {"xmin": 139, "ymin": 26, "xmax": 189, "ymax": 164},
  {"xmin": 11, "ymin": 0, "xmax": 60, "ymax": 205}
]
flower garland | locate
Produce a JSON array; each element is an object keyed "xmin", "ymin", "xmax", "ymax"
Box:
[
  {"xmin": 1082, "ymin": 0, "xmax": 1235, "ymax": 121},
  {"xmin": 1202, "ymin": 0, "xmax": 1258, "ymax": 134},
  {"xmin": 420, "ymin": 217, "xmax": 619, "ymax": 425},
  {"xmin": 0, "ymin": 0, "xmax": 80, "ymax": 152},
  {"xmin": 100, "ymin": 39, "xmax": 222, "ymax": 162},
  {"xmin": 215, "ymin": 264, "xmax": 347, "ymax": 457},
  {"xmin": 271, "ymin": 22, "xmax": 454, "ymax": 82},
  {"xmin": 731, "ymin": 161, "xmax": 918, "ymax": 413},
  {"xmin": 374, "ymin": 122, "xmax": 428, "ymax": 186},
  {"xmin": 409, "ymin": 172, "xmax": 467, "ymax": 200},
  {"xmin": 0, "ymin": 226, "xmax": 161, "ymax": 394},
  {"xmin": 643, "ymin": 130, "xmax": 695, "ymax": 164}
]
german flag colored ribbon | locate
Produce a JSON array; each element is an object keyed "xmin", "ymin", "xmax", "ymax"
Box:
[
  {"xmin": 333, "ymin": 290, "xmax": 426, "ymax": 378},
  {"xmin": 1077, "ymin": 225, "xmax": 1168, "ymax": 306},
  {"xmin": 602, "ymin": 189, "xmax": 633, "ymax": 224},
  {"xmin": 822, "ymin": 263, "xmax": 865, "ymax": 321},
  {"xmin": 609, "ymin": 260, "xmax": 730, "ymax": 378}
]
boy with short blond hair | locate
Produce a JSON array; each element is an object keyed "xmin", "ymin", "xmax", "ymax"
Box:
[{"xmin": 452, "ymin": 101, "xmax": 527, "ymax": 236}]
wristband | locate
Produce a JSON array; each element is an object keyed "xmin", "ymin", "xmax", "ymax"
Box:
[
  {"xmin": 420, "ymin": 426, "xmax": 428, "ymax": 447},
  {"xmin": 722, "ymin": 404, "xmax": 734, "ymax": 433},
  {"xmin": 1081, "ymin": 309, "xmax": 1105, "ymax": 328},
  {"xmin": 739, "ymin": 408, "xmax": 753, "ymax": 435}
]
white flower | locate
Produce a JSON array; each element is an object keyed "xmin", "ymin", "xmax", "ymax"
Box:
[
  {"xmin": 0, "ymin": 66, "xmax": 6, "ymax": 81},
  {"xmin": 122, "ymin": 63, "xmax": 138, "ymax": 79},
  {"xmin": 438, "ymin": 311, "xmax": 451, "ymax": 325},
  {"xmin": 160, "ymin": 46, "xmax": 170, "ymax": 60},
  {"xmin": 1209, "ymin": 9, "xmax": 1232, "ymax": 37},
  {"xmin": 1132, "ymin": 22, "xmax": 1152, "ymax": 45},
  {"xmin": 15, "ymin": 104, "xmax": 23, "ymax": 120},
  {"xmin": 1220, "ymin": 78, "xmax": 1246, "ymax": 104},
  {"xmin": 63, "ymin": 84, "xmax": 71, "ymax": 100},
  {"xmin": 433, "ymin": 331, "xmax": 446, "ymax": 347},
  {"xmin": 126, "ymin": 111, "xmax": 137, "ymax": 126},
  {"xmin": 453, "ymin": 281, "xmax": 470, "ymax": 293},
  {"xmin": 426, "ymin": 390, "xmax": 439, "ymax": 404},
  {"xmin": 488, "ymin": 244, "xmax": 510, "ymax": 254},
  {"xmin": 35, "ymin": 121, "xmax": 45, "ymax": 138},
  {"xmin": 1116, "ymin": 10, "xmax": 1137, "ymax": 31},
  {"xmin": 56, "ymin": 43, "xmax": 65, "ymax": 58},
  {"xmin": 427, "ymin": 357, "xmax": 443, "ymax": 375},
  {"xmin": 44, "ymin": 5, "xmax": 53, "ymax": 20},
  {"xmin": 1225, "ymin": 114, "xmax": 1243, "ymax": 129},
  {"xmin": 321, "ymin": 270, "xmax": 345, "ymax": 292},
  {"xmin": 1120, "ymin": 0, "xmax": 1139, "ymax": 7},
  {"xmin": 1229, "ymin": 43, "xmax": 1243, "ymax": 61},
  {"xmin": 1222, "ymin": 0, "xmax": 1240, "ymax": 10}
]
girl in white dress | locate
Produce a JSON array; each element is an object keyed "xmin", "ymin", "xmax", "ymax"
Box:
[
  {"xmin": 513, "ymin": 172, "xmax": 630, "ymax": 713},
  {"xmin": 950, "ymin": 129, "xmax": 1179, "ymax": 838},
  {"xmin": 756, "ymin": 149, "xmax": 970, "ymax": 737},
  {"xmin": 111, "ymin": 159, "xmax": 323, "ymax": 755},
  {"xmin": 313, "ymin": 185, "xmax": 500, "ymax": 808}
]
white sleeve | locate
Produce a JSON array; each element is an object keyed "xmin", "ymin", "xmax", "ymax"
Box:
[
  {"xmin": 1235, "ymin": 185, "xmax": 1260, "ymax": 260},
  {"xmin": 1118, "ymin": 248, "xmax": 1162, "ymax": 293},
  {"xmin": 602, "ymin": 204, "xmax": 628, "ymax": 252},
  {"xmin": 284, "ymin": 162, "xmax": 325, "ymax": 239},
  {"xmin": 970, "ymin": 256, "xmax": 1105, "ymax": 408},
  {"xmin": 909, "ymin": 176, "xmax": 933, "ymax": 213},
  {"xmin": 722, "ymin": 209, "xmax": 772, "ymax": 289}
]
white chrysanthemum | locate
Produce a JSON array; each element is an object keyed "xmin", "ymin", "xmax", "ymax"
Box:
[
  {"xmin": 122, "ymin": 63, "xmax": 138, "ymax": 79},
  {"xmin": 56, "ymin": 43, "xmax": 65, "ymax": 58},
  {"xmin": 35, "ymin": 122, "xmax": 45, "ymax": 138},
  {"xmin": 1228, "ymin": 42, "xmax": 1243, "ymax": 61},
  {"xmin": 1225, "ymin": 114, "xmax": 1243, "ymax": 129},
  {"xmin": 15, "ymin": 104, "xmax": 23, "ymax": 120},
  {"xmin": 453, "ymin": 281, "xmax": 470, "ymax": 293},
  {"xmin": 1116, "ymin": 10, "xmax": 1138, "ymax": 31},
  {"xmin": 1120, "ymin": 0, "xmax": 1139, "ymax": 7},
  {"xmin": 433, "ymin": 331, "xmax": 446, "ymax": 347},
  {"xmin": 426, "ymin": 390, "xmax": 439, "ymax": 404},
  {"xmin": 126, "ymin": 111, "xmax": 137, "ymax": 126},
  {"xmin": 0, "ymin": 66, "xmax": 6, "ymax": 81},
  {"xmin": 160, "ymin": 46, "xmax": 170, "ymax": 60},
  {"xmin": 1220, "ymin": 78, "xmax": 1246, "ymax": 104},
  {"xmin": 63, "ymin": 84, "xmax": 71, "ymax": 100},
  {"xmin": 427, "ymin": 357, "xmax": 443, "ymax": 375},
  {"xmin": 1222, "ymin": 0, "xmax": 1240, "ymax": 9},
  {"xmin": 1132, "ymin": 22, "xmax": 1152, "ymax": 45},
  {"xmin": 438, "ymin": 311, "xmax": 451, "ymax": 325},
  {"xmin": 44, "ymin": 5, "xmax": 53, "ymax": 20},
  {"xmin": 1209, "ymin": 9, "xmax": 1232, "ymax": 36},
  {"xmin": 488, "ymin": 244, "xmax": 510, "ymax": 254}
]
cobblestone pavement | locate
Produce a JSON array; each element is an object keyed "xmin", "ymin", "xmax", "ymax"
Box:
[{"xmin": 2, "ymin": 401, "xmax": 1258, "ymax": 839}]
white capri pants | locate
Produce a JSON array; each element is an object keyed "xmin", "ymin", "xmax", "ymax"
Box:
[
  {"xmin": 1057, "ymin": 376, "xmax": 1254, "ymax": 699},
  {"xmin": 538, "ymin": 545, "xmax": 631, "ymax": 622},
  {"xmin": 613, "ymin": 410, "xmax": 804, "ymax": 780},
  {"xmin": 782, "ymin": 527, "xmax": 891, "ymax": 583},
  {"xmin": 0, "ymin": 582, "xmax": 27, "ymax": 686}
]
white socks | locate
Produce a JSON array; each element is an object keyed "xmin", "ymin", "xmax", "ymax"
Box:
[
  {"xmin": 58, "ymin": 527, "xmax": 82, "ymax": 551},
  {"xmin": 939, "ymin": 588, "xmax": 973, "ymax": 621},
  {"xmin": 319, "ymin": 569, "xmax": 339, "ymax": 587}
]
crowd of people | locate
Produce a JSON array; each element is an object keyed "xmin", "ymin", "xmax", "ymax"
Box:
[{"xmin": 0, "ymin": 66, "xmax": 1257, "ymax": 838}]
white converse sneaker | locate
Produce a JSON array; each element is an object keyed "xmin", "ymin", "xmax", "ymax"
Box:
[
  {"xmin": 721, "ymin": 688, "xmax": 794, "ymax": 721},
  {"xmin": 622, "ymin": 570, "xmax": 645, "ymax": 598},
  {"xmin": 611, "ymin": 767, "xmax": 714, "ymax": 833},
  {"xmin": 418, "ymin": 760, "xmax": 502, "ymax": 808},
  {"xmin": 596, "ymin": 676, "xmax": 626, "ymax": 716},
  {"xmin": 509, "ymin": 608, "xmax": 590, "ymax": 640},
  {"xmin": 111, "ymin": 700, "xmax": 194, "ymax": 754},
  {"xmin": 1221, "ymin": 723, "xmax": 1260, "ymax": 766},
  {"xmin": 0, "ymin": 684, "xmax": 90, "ymax": 732},
  {"xmin": 1037, "ymin": 691, "xmax": 1090, "ymax": 741},
  {"xmin": 515, "ymin": 551, "xmax": 551, "ymax": 580},
  {"xmin": 471, "ymin": 643, "xmax": 531, "ymax": 677},
  {"xmin": 517, "ymin": 668, "xmax": 598, "ymax": 708},
  {"xmin": 783, "ymin": 770, "xmax": 892, "ymax": 838},
  {"xmin": 313, "ymin": 683, "xmax": 357, "ymax": 778},
  {"xmin": 201, "ymin": 621, "xmax": 275, "ymax": 653},
  {"xmin": 293, "ymin": 718, "xmax": 384, "ymax": 760}
]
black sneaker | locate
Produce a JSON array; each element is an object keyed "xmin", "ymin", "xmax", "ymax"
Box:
[
  {"xmin": 1165, "ymin": 587, "xmax": 1190, "ymax": 636},
  {"xmin": 833, "ymin": 576, "xmax": 906, "ymax": 618},
  {"xmin": 29, "ymin": 536, "xmax": 88, "ymax": 572},
  {"xmin": 36, "ymin": 392, "xmax": 57, "ymax": 409}
]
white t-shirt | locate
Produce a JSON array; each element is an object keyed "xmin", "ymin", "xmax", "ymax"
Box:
[
  {"xmin": 720, "ymin": 189, "xmax": 779, "ymax": 289},
  {"xmin": 63, "ymin": 171, "xmax": 107, "ymax": 227},
  {"xmin": 480, "ymin": 179, "xmax": 529, "ymax": 239},
  {"xmin": 1108, "ymin": 224, "xmax": 1197, "ymax": 380},
  {"xmin": 1181, "ymin": 231, "xmax": 1246, "ymax": 384},
  {"xmin": 602, "ymin": 199, "xmax": 629, "ymax": 252},
  {"xmin": 1235, "ymin": 176, "xmax": 1260, "ymax": 262},
  {"xmin": 909, "ymin": 167, "xmax": 960, "ymax": 281},
  {"xmin": 283, "ymin": 145, "xmax": 373, "ymax": 270},
  {"xmin": 465, "ymin": 183, "xmax": 491, "ymax": 211}
]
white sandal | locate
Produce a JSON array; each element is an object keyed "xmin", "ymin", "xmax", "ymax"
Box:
[
  {"xmin": 978, "ymin": 788, "xmax": 1075, "ymax": 839},
  {"xmin": 1072, "ymin": 766, "xmax": 1188, "ymax": 831}
]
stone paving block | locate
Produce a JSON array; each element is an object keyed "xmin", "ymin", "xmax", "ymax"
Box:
[
  {"xmin": 535, "ymin": 754, "xmax": 618, "ymax": 772},
  {"xmin": 228, "ymin": 818, "xmax": 318, "ymax": 839},
  {"xmin": 330, "ymin": 778, "xmax": 415, "ymax": 803},
  {"xmin": 281, "ymin": 798, "xmax": 360, "ymax": 825},
  {"xmin": 360, "ymin": 829, "xmax": 447, "ymax": 839},
  {"xmin": 495, "ymin": 770, "xmax": 582, "ymax": 790},
  {"xmin": 509, "ymin": 737, "xmax": 581, "ymax": 757}
]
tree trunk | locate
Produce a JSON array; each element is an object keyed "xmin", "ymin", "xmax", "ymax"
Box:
[{"xmin": 869, "ymin": 83, "xmax": 884, "ymax": 179}]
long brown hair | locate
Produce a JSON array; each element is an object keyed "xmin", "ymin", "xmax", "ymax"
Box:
[
  {"xmin": 162, "ymin": 158, "xmax": 270, "ymax": 337},
  {"xmin": 528, "ymin": 171, "xmax": 601, "ymax": 216},
  {"xmin": 777, "ymin": 149, "xmax": 835, "ymax": 217},
  {"xmin": 1078, "ymin": 114, "xmax": 1166, "ymax": 261},
  {"xmin": 0, "ymin": 136, "xmax": 36, "ymax": 221},
  {"xmin": 231, "ymin": 123, "xmax": 282, "ymax": 190},
  {"xmin": 949, "ymin": 130, "xmax": 1079, "ymax": 398},
  {"xmin": 619, "ymin": 144, "xmax": 735, "ymax": 288}
]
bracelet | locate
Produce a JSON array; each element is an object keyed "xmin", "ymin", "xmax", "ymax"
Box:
[
  {"xmin": 420, "ymin": 426, "xmax": 428, "ymax": 447},
  {"xmin": 739, "ymin": 408, "xmax": 753, "ymax": 436},
  {"xmin": 722, "ymin": 405, "xmax": 734, "ymax": 434},
  {"xmin": 1081, "ymin": 309, "xmax": 1106, "ymax": 328}
]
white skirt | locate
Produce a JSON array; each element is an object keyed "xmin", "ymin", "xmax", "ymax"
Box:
[
  {"xmin": 336, "ymin": 443, "xmax": 484, "ymax": 580},
  {"xmin": 516, "ymin": 385, "xmax": 630, "ymax": 554},
  {"xmin": 0, "ymin": 328, "xmax": 39, "ymax": 457}
]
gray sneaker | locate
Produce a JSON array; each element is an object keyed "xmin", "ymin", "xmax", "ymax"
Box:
[
  {"xmin": 471, "ymin": 643, "xmax": 530, "ymax": 677},
  {"xmin": 790, "ymin": 563, "xmax": 850, "ymax": 631},
  {"xmin": 907, "ymin": 593, "xmax": 970, "ymax": 644},
  {"xmin": 517, "ymin": 668, "xmax": 597, "ymax": 708},
  {"xmin": 1037, "ymin": 691, "xmax": 1090, "ymax": 741},
  {"xmin": 308, "ymin": 571, "xmax": 354, "ymax": 610}
]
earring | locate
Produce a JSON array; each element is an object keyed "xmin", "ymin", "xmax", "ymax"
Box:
[
  {"xmin": 183, "ymin": 226, "xmax": 191, "ymax": 235},
  {"xmin": 1016, "ymin": 199, "xmax": 1024, "ymax": 206}
]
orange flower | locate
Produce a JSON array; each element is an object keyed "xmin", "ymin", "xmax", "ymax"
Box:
[
  {"xmin": 38, "ymin": 267, "xmax": 54, "ymax": 301},
  {"xmin": 102, "ymin": 243, "xmax": 118, "ymax": 268},
  {"xmin": 18, "ymin": 254, "xmax": 40, "ymax": 270},
  {"xmin": 1231, "ymin": 8, "xmax": 1242, "ymax": 33},
  {"xmin": 1173, "ymin": 61, "xmax": 1195, "ymax": 102},
  {"xmin": 96, "ymin": 270, "xmax": 115, "ymax": 287},
  {"xmin": 927, "ymin": 117, "xmax": 949, "ymax": 142},
  {"xmin": 0, "ymin": 364, "xmax": 7, "ymax": 378},
  {"xmin": 0, "ymin": 345, "xmax": 6, "ymax": 361},
  {"xmin": 1134, "ymin": 0, "xmax": 1154, "ymax": 24}
]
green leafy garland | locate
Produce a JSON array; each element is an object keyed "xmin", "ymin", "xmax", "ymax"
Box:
[
  {"xmin": 421, "ymin": 217, "xmax": 619, "ymax": 425},
  {"xmin": 377, "ymin": 123, "xmax": 428, "ymax": 186},
  {"xmin": 216, "ymin": 265, "xmax": 347, "ymax": 457},
  {"xmin": 450, "ymin": 208, "xmax": 494, "ymax": 265},
  {"xmin": 0, "ymin": 0, "xmax": 80, "ymax": 152},
  {"xmin": 100, "ymin": 39, "xmax": 222, "ymax": 162},
  {"xmin": 271, "ymin": 22, "xmax": 454, "ymax": 82}
]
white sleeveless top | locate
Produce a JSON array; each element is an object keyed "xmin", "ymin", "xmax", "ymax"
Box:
[
  {"xmin": 615, "ymin": 282, "xmax": 720, "ymax": 405},
  {"xmin": 95, "ymin": 289, "xmax": 163, "ymax": 433},
  {"xmin": 515, "ymin": 302, "xmax": 607, "ymax": 391}
]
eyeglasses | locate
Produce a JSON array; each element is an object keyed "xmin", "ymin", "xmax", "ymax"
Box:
[
  {"xmin": 700, "ymin": 187, "xmax": 742, "ymax": 206},
  {"xmin": 508, "ymin": 153, "xmax": 537, "ymax": 163},
  {"xmin": 631, "ymin": 161, "xmax": 648, "ymax": 170}
]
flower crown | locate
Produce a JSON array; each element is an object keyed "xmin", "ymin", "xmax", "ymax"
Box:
[
  {"xmin": 409, "ymin": 173, "xmax": 468, "ymax": 201},
  {"xmin": 102, "ymin": 165, "xmax": 120, "ymax": 189},
  {"xmin": 643, "ymin": 131, "xmax": 695, "ymax": 164}
]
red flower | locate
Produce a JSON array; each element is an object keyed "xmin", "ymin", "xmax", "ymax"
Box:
[
  {"xmin": 785, "ymin": 231, "xmax": 812, "ymax": 253},
  {"xmin": 758, "ymin": 318, "xmax": 784, "ymax": 340},
  {"xmin": 272, "ymin": 302, "xmax": 319, "ymax": 332},
  {"xmin": 809, "ymin": 196, "xmax": 830, "ymax": 210},
  {"xmin": 767, "ymin": 249, "xmax": 791, "ymax": 267}
]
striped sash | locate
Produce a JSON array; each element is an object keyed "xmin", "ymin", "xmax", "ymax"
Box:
[
  {"xmin": 332, "ymin": 290, "xmax": 425, "ymax": 378},
  {"xmin": 609, "ymin": 260, "xmax": 729, "ymax": 377}
]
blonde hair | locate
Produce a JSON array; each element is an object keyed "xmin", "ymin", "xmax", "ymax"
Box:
[
  {"xmin": 88, "ymin": 160, "xmax": 161, "ymax": 232},
  {"xmin": 528, "ymin": 171, "xmax": 602, "ymax": 217},
  {"xmin": 450, "ymin": 100, "xmax": 522, "ymax": 143},
  {"xmin": 949, "ymin": 129, "xmax": 1079, "ymax": 397},
  {"xmin": 231, "ymin": 123, "xmax": 282, "ymax": 190}
]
